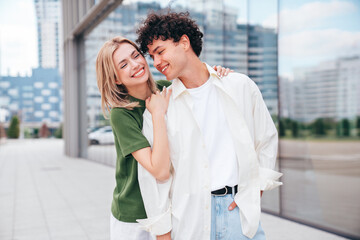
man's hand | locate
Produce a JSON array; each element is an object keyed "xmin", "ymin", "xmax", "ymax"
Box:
[
  {"xmin": 157, "ymin": 231, "xmax": 171, "ymax": 240},
  {"xmin": 228, "ymin": 191, "xmax": 264, "ymax": 211}
]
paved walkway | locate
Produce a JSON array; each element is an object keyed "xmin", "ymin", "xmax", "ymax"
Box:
[{"xmin": 0, "ymin": 139, "xmax": 348, "ymax": 240}]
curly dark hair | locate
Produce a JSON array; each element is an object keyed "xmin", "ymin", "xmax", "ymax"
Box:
[{"xmin": 136, "ymin": 11, "xmax": 203, "ymax": 57}]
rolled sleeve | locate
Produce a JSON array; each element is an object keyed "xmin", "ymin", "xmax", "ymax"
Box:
[
  {"xmin": 137, "ymin": 154, "xmax": 173, "ymax": 235},
  {"xmin": 136, "ymin": 203, "xmax": 172, "ymax": 235},
  {"xmin": 251, "ymin": 81, "xmax": 283, "ymax": 191},
  {"xmin": 137, "ymin": 110, "xmax": 173, "ymax": 236},
  {"xmin": 259, "ymin": 167, "xmax": 283, "ymax": 191}
]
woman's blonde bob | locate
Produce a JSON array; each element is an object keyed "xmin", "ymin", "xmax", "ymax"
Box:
[{"xmin": 95, "ymin": 36, "xmax": 157, "ymax": 118}]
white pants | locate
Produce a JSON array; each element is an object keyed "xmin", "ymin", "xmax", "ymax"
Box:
[{"xmin": 110, "ymin": 213, "xmax": 154, "ymax": 240}]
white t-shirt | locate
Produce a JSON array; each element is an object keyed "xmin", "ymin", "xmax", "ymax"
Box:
[{"xmin": 187, "ymin": 79, "xmax": 239, "ymax": 191}]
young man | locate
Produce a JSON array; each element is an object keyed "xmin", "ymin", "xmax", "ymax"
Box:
[{"xmin": 135, "ymin": 12, "xmax": 282, "ymax": 240}]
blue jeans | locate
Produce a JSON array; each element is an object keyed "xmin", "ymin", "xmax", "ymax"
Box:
[{"xmin": 211, "ymin": 194, "xmax": 266, "ymax": 240}]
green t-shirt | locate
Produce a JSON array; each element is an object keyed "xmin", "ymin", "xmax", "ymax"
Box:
[{"xmin": 110, "ymin": 80, "xmax": 171, "ymax": 222}]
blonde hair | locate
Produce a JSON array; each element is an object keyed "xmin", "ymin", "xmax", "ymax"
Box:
[{"xmin": 96, "ymin": 36, "xmax": 157, "ymax": 118}]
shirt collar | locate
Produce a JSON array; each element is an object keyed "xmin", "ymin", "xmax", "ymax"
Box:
[{"xmin": 171, "ymin": 63, "xmax": 222, "ymax": 99}]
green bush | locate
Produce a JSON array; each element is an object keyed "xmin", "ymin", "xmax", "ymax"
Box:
[
  {"xmin": 24, "ymin": 128, "xmax": 33, "ymax": 138},
  {"xmin": 7, "ymin": 116, "xmax": 20, "ymax": 139},
  {"xmin": 312, "ymin": 118, "xmax": 326, "ymax": 136},
  {"xmin": 279, "ymin": 119, "xmax": 285, "ymax": 137},
  {"xmin": 33, "ymin": 128, "xmax": 39, "ymax": 138},
  {"xmin": 291, "ymin": 121, "xmax": 299, "ymax": 138},
  {"xmin": 54, "ymin": 124, "xmax": 63, "ymax": 138}
]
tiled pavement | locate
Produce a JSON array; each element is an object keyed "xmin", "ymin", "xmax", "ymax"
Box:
[{"xmin": 0, "ymin": 139, "xmax": 348, "ymax": 240}]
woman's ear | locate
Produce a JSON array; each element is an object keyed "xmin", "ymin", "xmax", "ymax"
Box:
[{"xmin": 114, "ymin": 74, "xmax": 122, "ymax": 85}]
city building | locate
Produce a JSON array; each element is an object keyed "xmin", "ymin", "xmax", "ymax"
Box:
[
  {"xmin": 34, "ymin": 0, "xmax": 62, "ymax": 69},
  {"xmin": 281, "ymin": 55, "xmax": 360, "ymax": 123},
  {"xmin": 0, "ymin": 68, "xmax": 62, "ymax": 126},
  {"xmin": 0, "ymin": 74, "xmax": 33, "ymax": 123},
  {"xmin": 32, "ymin": 68, "xmax": 62, "ymax": 124},
  {"xmin": 248, "ymin": 25, "xmax": 278, "ymax": 116}
]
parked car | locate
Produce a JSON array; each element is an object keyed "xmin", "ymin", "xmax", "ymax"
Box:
[{"xmin": 88, "ymin": 126, "xmax": 114, "ymax": 145}]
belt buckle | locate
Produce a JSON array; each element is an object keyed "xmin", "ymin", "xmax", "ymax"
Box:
[
  {"xmin": 211, "ymin": 187, "xmax": 228, "ymax": 196},
  {"xmin": 219, "ymin": 187, "xmax": 228, "ymax": 196}
]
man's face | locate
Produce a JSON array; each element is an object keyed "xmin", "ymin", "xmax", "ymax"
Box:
[{"xmin": 148, "ymin": 38, "xmax": 187, "ymax": 80}]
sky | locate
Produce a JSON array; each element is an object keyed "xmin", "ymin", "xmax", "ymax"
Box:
[
  {"xmin": 272, "ymin": 0, "xmax": 360, "ymax": 78},
  {"xmin": 0, "ymin": 0, "xmax": 37, "ymax": 76},
  {"xmin": 0, "ymin": 0, "xmax": 359, "ymax": 78}
]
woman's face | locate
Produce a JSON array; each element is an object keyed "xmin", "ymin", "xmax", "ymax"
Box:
[{"xmin": 112, "ymin": 42, "xmax": 150, "ymax": 91}]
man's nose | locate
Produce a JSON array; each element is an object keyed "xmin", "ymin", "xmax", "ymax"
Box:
[{"xmin": 153, "ymin": 55, "xmax": 161, "ymax": 68}]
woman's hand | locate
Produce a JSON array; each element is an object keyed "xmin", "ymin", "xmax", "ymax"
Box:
[
  {"xmin": 146, "ymin": 87, "xmax": 172, "ymax": 116},
  {"xmin": 213, "ymin": 65, "xmax": 233, "ymax": 77}
]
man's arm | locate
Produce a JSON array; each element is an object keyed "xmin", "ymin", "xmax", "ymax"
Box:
[{"xmin": 251, "ymin": 81, "xmax": 283, "ymax": 191}]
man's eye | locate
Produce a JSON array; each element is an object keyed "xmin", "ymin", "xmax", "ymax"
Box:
[
  {"xmin": 159, "ymin": 50, "xmax": 164, "ymax": 55},
  {"xmin": 134, "ymin": 53, "xmax": 140, "ymax": 58},
  {"xmin": 120, "ymin": 63, "xmax": 127, "ymax": 69}
]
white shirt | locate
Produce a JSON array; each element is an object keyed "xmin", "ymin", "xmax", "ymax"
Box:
[
  {"xmin": 137, "ymin": 63, "xmax": 283, "ymax": 239},
  {"xmin": 187, "ymin": 78, "xmax": 238, "ymax": 191}
]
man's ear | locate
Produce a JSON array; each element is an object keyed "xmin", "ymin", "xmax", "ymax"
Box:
[{"xmin": 180, "ymin": 34, "xmax": 191, "ymax": 51}]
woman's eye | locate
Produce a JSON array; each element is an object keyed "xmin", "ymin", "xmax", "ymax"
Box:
[
  {"xmin": 159, "ymin": 50, "xmax": 164, "ymax": 55},
  {"xmin": 120, "ymin": 63, "xmax": 127, "ymax": 69}
]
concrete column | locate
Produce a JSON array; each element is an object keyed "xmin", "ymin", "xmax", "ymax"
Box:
[{"xmin": 61, "ymin": 0, "xmax": 123, "ymax": 157}]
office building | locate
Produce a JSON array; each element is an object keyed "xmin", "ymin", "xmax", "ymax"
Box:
[
  {"xmin": 34, "ymin": 0, "xmax": 62, "ymax": 69},
  {"xmin": 0, "ymin": 68, "xmax": 62, "ymax": 125},
  {"xmin": 283, "ymin": 56, "xmax": 360, "ymax": 122}
]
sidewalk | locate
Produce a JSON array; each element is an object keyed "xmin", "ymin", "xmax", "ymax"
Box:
[{"xmin": 0, "ymin": 139, "xmax": 348, "ymax": 240}]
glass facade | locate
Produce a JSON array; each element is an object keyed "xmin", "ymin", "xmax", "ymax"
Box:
[
  {"xmin": 81, "ymin": 0, "xmax": 360, "ymax": 238},
  {"xmin": 277, "ymin": 0, "xmax": 360, "ymax": 238}
]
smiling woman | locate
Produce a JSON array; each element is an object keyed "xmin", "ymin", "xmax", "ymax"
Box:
[
  {"xmin": 112, "ymin": 43, "xmax": 151, "ymax": 97},
  {"xmin": 95, "ymin": 36, "xmax": 172, "ymax": 240}
]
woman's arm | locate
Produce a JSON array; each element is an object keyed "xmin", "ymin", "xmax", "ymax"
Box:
[{"xmin": 132, "ymin": 88, "xmax": 172, "ymax": 181}]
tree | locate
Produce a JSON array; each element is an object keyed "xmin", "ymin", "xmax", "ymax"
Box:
[
  {"xmin": 291, "ymin": 120, "xmax": 299, "ymax": 138},
  {"xmin": 7, "ymin": 116, "xmax": 20, "ymax": 139},
  {"xmin": 342, "ymin": 119, "xmax": 350, "ymax": 137},
  {"xmin": 0, "ymin": 123, "xmax": 6, "ymax": 139},
  {"xmin": 39, "ymin": 123, "xmax": 51, "ymax": 138},
  {"xmin": 356, "ymin": 116, "xmax": 360, "ymax": 137},
  {"xmin": 312, "ymin": 118, "xmax": 326, "ymax": 136}
]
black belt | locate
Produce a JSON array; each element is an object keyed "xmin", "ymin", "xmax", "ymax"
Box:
[{"xmin": 211, "ymin": 185, "xmax": 238, "ymax": 196}]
